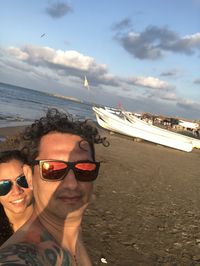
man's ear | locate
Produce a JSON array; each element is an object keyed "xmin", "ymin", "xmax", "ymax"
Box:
[{"xmin": 23, "ymin": 164, "xmax": 33, "ymax": 190}]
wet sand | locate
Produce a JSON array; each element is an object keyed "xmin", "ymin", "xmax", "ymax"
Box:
[{"xmin": 1, "ymin": 126, "xmax": 200, "ymax": 265}]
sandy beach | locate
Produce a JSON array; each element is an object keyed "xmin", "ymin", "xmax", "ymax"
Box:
[{"xmin": 1, "ymin": 126, "xmax": 200, "ymax": 265}]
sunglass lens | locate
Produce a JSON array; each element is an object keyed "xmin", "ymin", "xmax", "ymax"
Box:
[
  {"xmin": 41, "ymin": 161, "xmax": 68, "ymax": 180},
  {"xmin": 75, "ymin": 163, "xmax": 98, "ymax": 182},
  {"xmin": 17, "ymin": 175, "xmax": 29, "ymax": 188},
  {"xmin": 76, "ymin": 163, "xmax": 97, "ymax": 171},
  {"xmin": 0, "ymin": 181, "xmax": 12, "ymax": 196}
]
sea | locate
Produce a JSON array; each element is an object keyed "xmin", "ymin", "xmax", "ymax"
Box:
[{"xmin": 0, "ymin": 82, "xmax": 98, "ymax": 128}]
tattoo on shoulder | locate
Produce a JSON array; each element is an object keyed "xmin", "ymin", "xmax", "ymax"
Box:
[
  {"xmin": 0, "ymin": 242, "xmax": 72, "ymax": 266},
  {"xmin": 0, "ymin": 243, "xmax": 43, "ymax": 265}
]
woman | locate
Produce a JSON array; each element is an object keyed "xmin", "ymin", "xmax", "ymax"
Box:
[{"xmin": 0, "ymin": 150, "xmax": 33, "ymax": 246}]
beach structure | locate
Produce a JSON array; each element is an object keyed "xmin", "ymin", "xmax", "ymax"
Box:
[
  {"xmin": 178, "ymin": 120, "xmax": 199, "ymax": 130},
  {"xmin": 93, "ymin": 106, "xmax": 200, "ymax": 152}
]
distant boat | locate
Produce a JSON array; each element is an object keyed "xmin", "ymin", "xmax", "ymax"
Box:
[{"xmin": 93, "ymin": 106, "xmax": 200, "ymax": 152}]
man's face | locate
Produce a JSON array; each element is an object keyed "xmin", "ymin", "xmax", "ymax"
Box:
[
  {"xmin": 0, "ymin": 159, "xmax": 33, "ymax": 216},
  {"xmin": 31, "ymin": 132, "xmax": 94, "ymax": 220}
]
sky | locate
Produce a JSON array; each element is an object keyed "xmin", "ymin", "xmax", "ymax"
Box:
[{"xmin": 0, "ymin": 0, "xmax": 200, "ymax": 119}]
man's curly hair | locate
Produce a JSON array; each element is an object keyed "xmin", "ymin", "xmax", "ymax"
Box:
[{"xmin": 21, "ymin": 108, "xmax": 108, "ymax": 163}]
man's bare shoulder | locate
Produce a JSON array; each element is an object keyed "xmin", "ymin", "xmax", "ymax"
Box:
[{"xmin": 0, "ymin": 242, "xmax": 72, "ymax": 266}]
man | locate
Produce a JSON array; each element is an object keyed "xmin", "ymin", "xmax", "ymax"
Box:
[{"xmin": 0, "ymin": 109, "xmax": 107, "ymax": 265}]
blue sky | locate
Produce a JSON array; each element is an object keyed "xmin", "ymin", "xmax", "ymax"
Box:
[{"xmin": 0, "ymin": 0, "xmax": 200, "ymax": 119}]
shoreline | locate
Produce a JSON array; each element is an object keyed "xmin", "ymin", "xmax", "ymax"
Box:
[{"xmin": 0, "ymin": 125, "xmax": 27, "ymax": 138}]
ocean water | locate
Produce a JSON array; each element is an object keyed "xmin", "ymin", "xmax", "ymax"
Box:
[{"xmin": 0, "ymin": 82, "xmax": 97, "ymax": 128}]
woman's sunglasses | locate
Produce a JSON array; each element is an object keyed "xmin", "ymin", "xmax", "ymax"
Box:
[
  {"xmin": 0, "ymin": 175, "xmax": 29, "ymax": 196},
  {"xmin": 32, "ymin": 160, "xmax": 100, "ymax": 182}
]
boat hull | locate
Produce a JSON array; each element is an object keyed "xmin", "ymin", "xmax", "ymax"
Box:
[{"xmin": 93, "ymin": 107, "xmax": 198, "ymax": 152}]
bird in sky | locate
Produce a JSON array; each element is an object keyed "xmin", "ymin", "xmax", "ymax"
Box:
[{"xmin": 40, "ymin": 33, "xmax": 45, "ymax": 38}]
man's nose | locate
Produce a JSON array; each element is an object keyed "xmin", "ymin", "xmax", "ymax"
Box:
[{"xmin": 62, "ymin": 169, "xmax": 78, "ymax": 189}]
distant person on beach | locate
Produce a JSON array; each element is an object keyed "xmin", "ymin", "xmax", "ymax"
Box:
[
  {"xmin": 0, "ymin": 150, "xmax": 33, "ymax": 246},
  {"xmin": 0, "ymin": 109, "xmax": 107, "ymax": 265}
]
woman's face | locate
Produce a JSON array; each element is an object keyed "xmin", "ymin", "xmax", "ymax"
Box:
[{"xmin": 0, "ymin": 159, "xmax": 33, "ymax": 215}]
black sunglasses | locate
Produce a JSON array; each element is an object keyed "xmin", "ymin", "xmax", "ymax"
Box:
[
  {"xmin": 0, "ymin": 175, "xmax": 29, "ymax": 196},
  {"xmin": 32, "ymin": 159, "xmax": 100, "ymax": 182}
]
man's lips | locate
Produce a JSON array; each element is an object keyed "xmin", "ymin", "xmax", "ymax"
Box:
[{"xmin": 57, "ymin": 195, "xmax": 82, "ymax": 203}]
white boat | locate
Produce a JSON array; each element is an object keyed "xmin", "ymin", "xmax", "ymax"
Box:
[
  {"xmin": 93, "ymin": 106, "xmax": 200, "ymax": 152},
  {"xmin": 124, "ymin": 111, "xmax": 200, "ymax": 149}
]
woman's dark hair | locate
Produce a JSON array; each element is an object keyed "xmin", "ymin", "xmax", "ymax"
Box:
[
  {"xmin": 20, "ymin": 108, "xmax": 108, "ymax": 163},
  {"xmin": 0, "ymin": 149, "xmax": 27, "ymax": 246},
  {"xmin": 0, "ymin": 150, "xmax": 27, "ymax": 164},
  {"xmin": 0, "ymin": 204, "xmax": 13, "ymax": 246}
]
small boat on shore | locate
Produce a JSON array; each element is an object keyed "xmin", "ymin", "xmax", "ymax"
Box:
[{"xmin": 93, "ymin": 106, "xmax": 200, "ymax": 152}]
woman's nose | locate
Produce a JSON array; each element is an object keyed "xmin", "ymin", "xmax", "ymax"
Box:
[{"xmin": 11, "ymin": 183, "xmax": 23, "ymax": 195}]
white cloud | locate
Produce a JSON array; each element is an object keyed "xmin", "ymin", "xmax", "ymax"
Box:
[
  {"xmin": 5, "ymin": 45, "xmax": 107, "ymax": 74},
  {"xmin": 6, "ymin": 47, "xmax": 29, "ymax": 60},
  {"xmin": 130, "ymin": 76, "xmax": 171, "ymax": 90},
  {"xmin": 184, "ymin": 32, "xmax": 200, "ymax": 44},
  {"xmin": 52, "ymin": 50, "xmax": 97, "ymax": 70}
]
